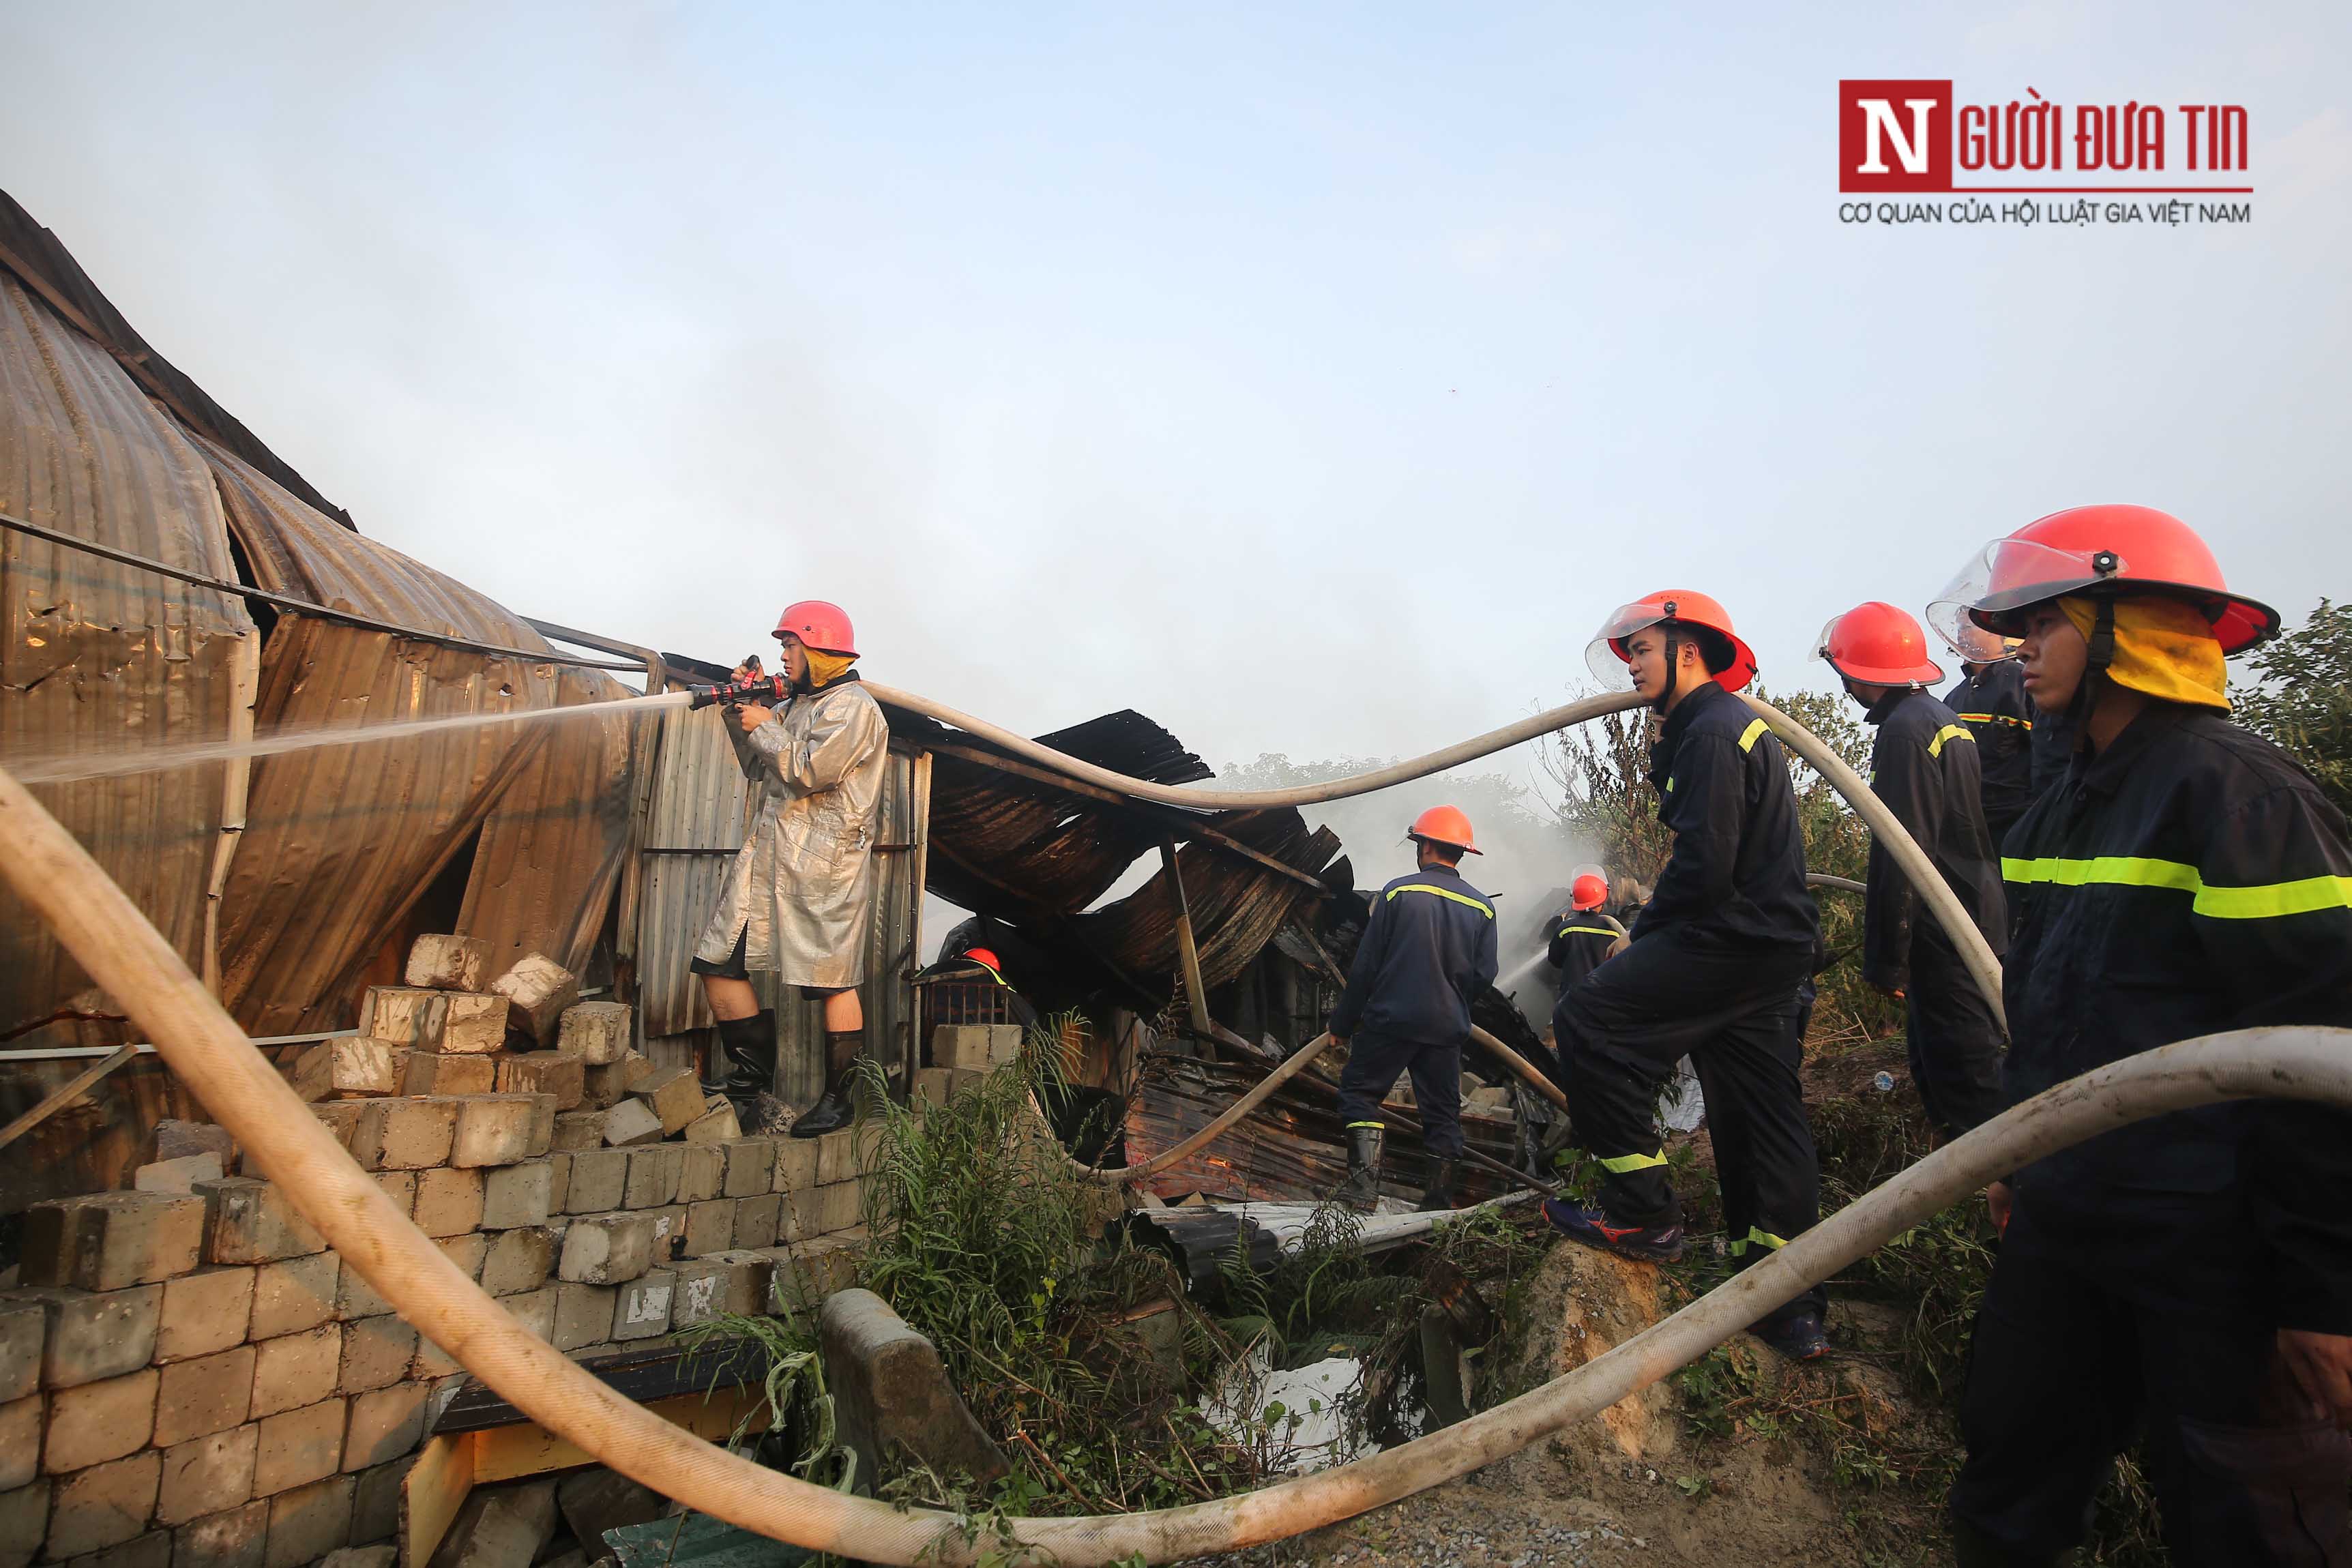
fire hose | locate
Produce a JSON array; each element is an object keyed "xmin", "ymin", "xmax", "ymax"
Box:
[{"xmin": 0, "ymin": 687, "xmax": 2094, "ymax": 1565}]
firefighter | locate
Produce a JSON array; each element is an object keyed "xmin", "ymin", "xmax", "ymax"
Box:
[
  {"xmin": 1547, "ymin": 866, "xmax": 1625, "ymax": 991},
  {"xmin": 692, "ymin": 600, "xmax": 890, "ymax": 1140},
  {"xmin": 1816, "ymin": 601, "xmax": 2007, "ymax": 1138},
  {"xmin": 1329, "ymin": 805, "xmax": 1500, "ymax": 1214},
  {"xmin": 1939, "ymin": 619, "xmax": 2038, "ymax": 844},
  {"xmin": 1930, "ymin": 505, "xmax": 2352, "ymax": 1565},
  {"xmin": 1548, "ymin": 590, "xmax": 1829, "ymax": 1361}
]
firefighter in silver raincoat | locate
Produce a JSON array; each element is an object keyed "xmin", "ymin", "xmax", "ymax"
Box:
[{"xmin": 692, "ymin": 600, "xmax": 890, "ymax": 1138}]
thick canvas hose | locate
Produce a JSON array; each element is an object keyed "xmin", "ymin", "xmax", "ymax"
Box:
[
  {"xmin": 1063, "ymin": 1031, "xmax": 1334, "ymax": 1182},
  {"xmin": 5, "ymin": 760, "xmax": 2344, "ymax": 1564}
]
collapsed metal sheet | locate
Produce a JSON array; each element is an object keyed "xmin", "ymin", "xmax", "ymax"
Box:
[
  {"xmin": 0, "ymin": 272, "xmax": 254, "ymax": 1045},
  {"xmin": 1073, "ymin": 812, "xmax": 1342, "ymax": 991}
]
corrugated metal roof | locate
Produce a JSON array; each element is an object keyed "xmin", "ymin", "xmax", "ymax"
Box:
[
  {"xmin": 1074, "ymin": 810, "xmax": 1341, "ymax": 990},
  {"xmin": 634, "ymin": 700, "xmax": 759, "ymax": 1039},
  {"xmin": 0, "ymin": 271, "xmax": 254, "ymax": 1041}
]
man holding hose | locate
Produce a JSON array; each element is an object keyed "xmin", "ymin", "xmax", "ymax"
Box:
[
  {"xmin": 1928, "ymin": 507, "xmax": 2352, "ymax": 1565},
  {"xmin": 1548, "ymin": 590, "xmax": 1829, "ymax": 1363},
  {"xmin": 694, "ymin": 600, "xmax": 890, "ymax": 1139}
]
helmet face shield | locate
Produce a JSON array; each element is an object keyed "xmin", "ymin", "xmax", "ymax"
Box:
[
  {"xmin": 1809, "ymin": 615, "xmax": 1844, "ymax": 667},
  {"xmin": 1927, "ymin": 538, "xmax": 2125, "ymax": 645},
  {"xmin": 1584, "ymin": 601, "xmax": 1668, "ymax": 690}
]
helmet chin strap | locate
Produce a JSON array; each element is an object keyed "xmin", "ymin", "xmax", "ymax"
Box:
[
  {"xmin": 2062, "ymin": 595, "xmax": 2119, "ymax": 758},
  {"xmin": 1653, "ymin": 624, "xmax": 1684, "ymax": 714}
]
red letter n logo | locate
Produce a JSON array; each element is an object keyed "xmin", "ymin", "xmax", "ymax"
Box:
[{"xmin": 1839, "ymin": 80, "xmax": 1952, "ymax": 192}]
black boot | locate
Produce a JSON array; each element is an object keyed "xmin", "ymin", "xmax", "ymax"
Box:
[
  {"xmin": 1417, "ymin": 1157, "xmax": 1460, "ymax": 1212},
  {"xmin": 791, "ymin": 1030, "xmax": 865, "ymax": 1139},
  {"xmin": 1340, "ymin": 1125, "xmax": 1383, "ymax": 1213},
  {"xmin": 705, "ymin": 1013, "xmax": 775, "ymax": 1112}
]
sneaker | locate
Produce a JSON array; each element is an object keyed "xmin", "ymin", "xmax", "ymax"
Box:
[
  {"xmin": 1751, "ymin": 1309, "xmax": 1830, "ymax": 1363},
  {"xmin": 1541, "ymin": 1198, "xmax": 1686, "ymax": 1263}
]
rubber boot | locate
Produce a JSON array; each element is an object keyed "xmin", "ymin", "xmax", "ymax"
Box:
[
  {"xmin": 1340, "ymin": 1125, "xmax": 1383, "ymax": 1213},
  {"xmin": 706, "ymin": 1012, "xmax": 776, "ymax": 1113},
  {"xmin": 1417, "ymin": 1157, "xmax": 1460, "ymax": 1212},
  {"xmin": 791, "ymin": 1030, "xmax": 864, "ymax": 1140}
]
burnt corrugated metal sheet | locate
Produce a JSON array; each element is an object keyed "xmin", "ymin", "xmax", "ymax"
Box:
[
  {"xmin": 0, "ymin": 271, "xmax": 254, "ymax": 1042},
  {"xmin": 199, "ymin": 439, "xmax": 588, "ymax": 1034},
  {"xmin": 1074, "ymin": 810, "xmax": 1341, "ymax": 990}
]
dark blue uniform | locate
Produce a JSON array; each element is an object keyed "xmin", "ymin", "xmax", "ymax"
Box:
[
  {"xmin": 1861, "ymin": 688, "xmax": 2007, "ymax": 1136},
  {"xmin": 1953, "ymin": 703, "xmax": 2352, "ymax": 1563},
  {"xmin": 1329, "ymin": 863, "xmax": 1499, "ymax": 1159},
  {"xmin": 1944, "ymin": 660, "xmax": 2037, "ymax": 843},
  {"xmin": 1559, "ymin": 680, "xmax": 1824, "ymax": 1322}
]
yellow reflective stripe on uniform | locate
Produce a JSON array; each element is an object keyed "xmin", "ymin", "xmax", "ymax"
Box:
[
  {"xmin": 1386, "ymin": 883, "xmax": 1495, "ymax": 919},
  {"xmin": 1598, "ymin": 1149, "xmax": 1668, "ymax": 1174},
  {"xmin": 1346, "ymin": 1121, "xmax": 1385, "ymax": 1130},
  {"xmin": 1927, "ymin": 724, "xmax": 1974, "ymax": 757},
  {"xmin": 1746, "ymin": 1227, "xmax": 1789, "ymax": 1250},
  {"xmin": 2002, "ymin": 856, "xmax": 2352, "ymax": 919},
  {"xmin": 1958, "ymin": 711, "xmax": 2033, "ymax": 730},
  {"xmin": 1737, "ymin": 718, "xmax": 1769, "ymax": 753},
  {"xmin": 1556, "ymin": 924, "xmax": 1615, "ymax": 939}
]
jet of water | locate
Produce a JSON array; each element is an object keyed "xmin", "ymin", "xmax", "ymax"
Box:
[
  {"xmin": 8, "ymin": 689, "xmax": 694, "ymax": 785},
  {"xmin": 1494, "ymin": 945, "xmax": 1553, "ymax": 993}
]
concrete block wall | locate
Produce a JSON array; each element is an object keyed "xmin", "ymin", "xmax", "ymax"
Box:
[{"xmin": 0, "ymin": 943, "xmax": 879, "ymax": 1568}]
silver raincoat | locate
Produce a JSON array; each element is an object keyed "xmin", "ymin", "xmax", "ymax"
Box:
[{"xmin": 694, "ymin": 677, "xmax": 891, "ymax": 989}]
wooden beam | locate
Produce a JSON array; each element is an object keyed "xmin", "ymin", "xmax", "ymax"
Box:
[
  {"xmin": 1162, "ymin": 842, "xmax": 1214, "ymax": 1040},
  {"xmin": 0, "ymin": 1044, "xmax": 138, "ymax": 1152}
]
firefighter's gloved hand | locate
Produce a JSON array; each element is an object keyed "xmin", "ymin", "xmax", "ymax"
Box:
[
  {"xmin": 1985, "ymin": 1179, "xmax": 2013, "ymax": 1237},
  {"xmin": 734, "ymin": 702, "xmax": 775, "ymax": 733},
  {"xmin": 2276, "ymin": 1329, "xmax": 2352, "ymax": 1430}
]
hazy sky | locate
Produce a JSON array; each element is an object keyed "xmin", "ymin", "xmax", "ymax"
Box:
[{"xmin": 6, "ymin": 3, "xmax": 2347, "ymax": 799}]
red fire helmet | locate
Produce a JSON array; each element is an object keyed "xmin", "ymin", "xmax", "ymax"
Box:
[
  {"xmin": 1814, "ymin": 601, "xmax": 1945, "ymax": 688},
  {"xmin": 1585, "ymin": 589, "xmax": 1759, "ymax": 694},
  {"xmin": 774, "ymin": 600, "xmax": 857, "ymax": 656},
  {"xmin": 1927, "ymin": 505, "xmax": 2278, "ymax": 656},
  {"xmin": 1570, "ymin": 870, "xmax": 1609, "ymax": 911},
  {"xmin": 1407, "ymin": 805, "xmax": 1481, "ymax": 855}
]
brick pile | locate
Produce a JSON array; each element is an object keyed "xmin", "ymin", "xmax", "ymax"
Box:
[{"xmin": 0, "ymin": 941, "xmax": 874, "ymax": 1568}]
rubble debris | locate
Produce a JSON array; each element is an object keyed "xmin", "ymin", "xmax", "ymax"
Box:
[{"xmin": 819, "ymin": 1288, "xmax": 1008, "ymax": 1492}]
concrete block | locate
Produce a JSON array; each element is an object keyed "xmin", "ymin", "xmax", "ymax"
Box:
[
  {"xmin": 351, "ymin": 1095, "xmax": 461, "ymax": 1172},
  {"xmin": 563, "ymin": 1149, "xmax": 629, "ymax": 1215},
  {"xmin": 405, "ymin": 934, "xmax": 490, "ymax": 994},
  {"xmin": 448, "ymin": 1097, "xmax": 537, "ymax": 1168},
  {"xmin": 155, "ymin": 1425, "xmax": 256, "ymax": 1528},
  {"xmin": 490, "ymin": 954, "xmax": 579, "ymax": 1046},
  {"xmin": 153, "ymin": 1346, "xmax": 252, "ymax": 1448},
  {"xmin": 48, "ymin": 1367, "xmax": 160, "ymax": 1472},
  {"xmin": 553, "ymin": 1003, "xmax": 632, "ymax": 1066},
  {"xmin": 410, "ymin": 1169, "xmax": 485, "ymax": 1239},
  {"xmin": 497, "ymin": 1288, "xmax": 555, "ymax": 1345},
  {"xmin": 680, "ymin": 1201, "xmax": 735, "ymax": 1260},
  {"xmin": 641, "ymin": 1207, "xmax": 686, "ymax": 1261},
  {"xmin": 0, "ymin": 1394, "xmax": 37, "ymax": 1490},
  {"xmin": 478, "ymin": 1229, "xmax": 556, "ymax": 1298},
  {"xmin": 432, "ymin": 1478, "xmax": 556, "ymax": 1568},
  {"xmin": 153, "ymin": 1270, "xmax": 253, "ymax": 1366},
  {"xmin": 610, "ymin": 1271, "xmax": 673, "ymax": 1342},
  {"xmin": 679, "ymin": 1100, "xmax": 740, "ymax": 1145},
  {"xmin": 434, "ymin": 1234, "xmax": 487, "ymax": 1284},
  {"xmin": 407, "ymin": 1333, "xmax": 461, "ymax": 1384},
  {"xmin": 249, "ymin": 1328, "xmax": 338, "ymax": 1421},
  {"xmin": 398, "ymin": 1052, "xmax": 494, "ymax": 1097},
  {"xmin": 355, "ymin": 989, "xmax": 447, "ymax": 1050},
  {"xmin": 195, "ymin": 1180, "xmax": 323, "ymax": 1269},
  {"xmin": 436, "ymin": 994, "xmax": 510, "ymax": 1056},
  {"xmin": 578, "ymin": 1061, "xmax": 628, "ymax": 1113},
  {"xmin": 317, "ymin": 1548, "xmax": 395, "ymax": 1568},
  {"xmin": 479, "ymin": 1163, "xmax": 552, "ymax": 1230},
  {"xmin": 348, "ymin": 1460, "xmax": 405, "ymax": 1547},
  {"xmin": 671, "ymin": 1254, "xmax": 771, "ymax": 1329},
  {"xmin": 621, "ymin": 1145, "xmax": 681, "ymax": 1210},
  {"xmin": 21, "ymin": 1285, "xmax": 160, "ymax": 1389},
  {"xmin": 771, "ymin": 1137, "xmax": 819, "ymax": 1195},
  {"xmin": 334, "ymin": 1319, "xmax": 415, "ymax": 1397},
  {"xmin": 308, "ymin": 1103, "xmax": 364, "ymax": 1152},
  {"xmin": 134, "ymin": 1155, "xmax": 224, "ymax": 1196},
  {"xmin": 732, "ymin": 1193, "xmax": 780, "ymax": 1252},
  {"xmin": 812, "ymin": 1182, "xmax": 863, "ymax": 1235},
  {"xmin": 814, "ymin": 1129, "xmax": 861, "ymax": 1186},
  {"xmin": 169, "ymin": 1498, "xmax": 266, "ymax": 1568},
  {"xmin": 0, "ymin": 1481, "xmax": 43, "ymax": 1568},
  {"xmin": 554, "ymin": 1468, "xmax": 664, "ymax": 1556},
  {"xmin": 153, "ymin": 1122, "xmax": 235, "ymax": 1167},
  {"xmin": 370, "ymin": 1172, "xmax": 415, "ymax": 1217},
  {"xmin": 548, "ymin": 1112, "xmax": 604, "ymax": 1153},
  {"xmin": 23, "ymin": 1194, "xmax": 205, "ymax": 1292},
  {"xmin": 494, "ymin": 1053, "xmax": 582, "ymax": 1112},
  {"xmin": 774, "ymin": 1191, "xmax": 808, "ymax": 1245},
  {"xmin": 339, "ymin": 1385, "xmax": 426, "ymax": 1473},
  {"xmin": 910, "ymin": 1067, "xmax": 953, "ymax": 1110},
  {"xmin": 69, "ymin": 1528, "xmax": 173, "ymax": 1568},
  {"xmin": 250, "ymin": 1400, "xmax": 344, "ymax": 1498},
  {"xmin": 260, "ymin": 1472, "xmax": 351, "ymax": 1567},
  {"xmin": 527, "ymin": 1096, "xmax": 555, "ymax": 1159},
  {"xmin": 597, "ymin": 1099, "xmax": 662, "ymax": 1148},
  {"xmin": 45, "ymin": 1451, "xmax": 160, "ymax": 1558},
  {"xmin": 718, "ymin": 1138, "xmax": 774, "ymax": 1199},
  {"xmin": 544, "ymin": 1154, "xmax": 570, "ymax": 1216},
  {"xmin": 548, "ymin": 1286, "xmax": 616, "ymax": 1354},
  {"xmin": 0, "ymin": 1301, "xmax": 44, "ymax": 1402},
  {"xmin": 819, "ymin": 1289, "xmax": 1007, "ymax": 1490},
  {"xmin": 248, "ymin": 1255, "xmax": 338, "ymax": 1342},
  {"xmin": 932, "ymin": 1023, "xmax": 1023, "ymax": 1071},
  {"xmin": 557, "ymin": 1215, "xmax": 653, "ymax": 1286},
  {"xmin": 629, "ymin": 1069, "xmax": 704, "ymax": 1136},
  {"xmin": 294, "ymin": 1039, "xmax": 401, "ymax": 1101},
  {"xmin": 675, "ymin": 1144, "xmax": 724, "ymax": 1205},
  {"xmin": 332, "ymin": 1264, "xmax": 393, "ymax": 1325}
]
